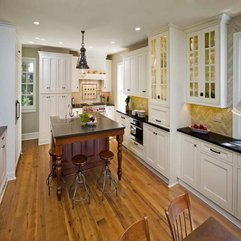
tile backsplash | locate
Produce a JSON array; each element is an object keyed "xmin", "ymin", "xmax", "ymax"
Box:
[
  {"xmin": 190, "ymin": 104, "xmax": 232, "ymax": 137},
  {"xmin": 130, "ymin": 96, "xmax": 148, "ymax": 114}
]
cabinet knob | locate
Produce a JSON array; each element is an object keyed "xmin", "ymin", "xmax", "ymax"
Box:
[
  {"xmin": 200, "ymin": 92, "xmax": 203, "ymax": 97},
  {"xmin": 1, "ymin": 136, "xmax": 4, "ymax": 140},
  {"xmin": 2, "ymin": 145, "xmax": 5, "ymax": 148},
  {"xmin": 157, "ymin": 95, "xmax": 160, "ymax": 99},
  {"xmin": 127, "ymin": 89, "xmax": 130, "ymax": 91},
  {"xmin": 194, "ymin": 144, "xmax": 196, "ymax": 147}
]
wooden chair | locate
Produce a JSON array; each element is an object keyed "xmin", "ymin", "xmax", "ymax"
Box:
[
  {"xmin": 118, "ymin": 216, "xmax": 151, "ymax": 241},
  {"xmin": 165, "ymin": 193, "xmax": 194, "ymax": 241}
]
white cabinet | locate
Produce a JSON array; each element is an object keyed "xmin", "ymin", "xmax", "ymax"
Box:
[
  {"xmin": 56, "ymin": 94, "xmax": 71, "ymax": 118},
  {"xmin": 0, "ymin": 129, "xmax": 7, "ymax": 201},
  {"xmin": 105, "ymin": 106, "xmax": 115, "ymax": 120},
  {"xmin": 39, "ymin": 51, "xmax": 71, "ymax": 93},
  {"xmin": 129, "ymin": 139, "xmax": 144, "ymax": 159},
  {"xmin": 116, "ymin": 112, "xmax": 130, "ymax": 148},
  {"xmin": 144, "ymin": 123, "xmax": 169, "ymax": 178},
  {"xmin": 102, "ymin": 60, "xmax": 112, "ymax": 92},
  {"xmin": 148, "ymin": 105, "xmax": 169, "ymax": 128},
  {"xmin": 71, "ymin": 56, "xmax": 80, "ymax": 92},
  {"xmin": 237, "ymin": 156, "xmax": 241, "ymax": 220},
  {"xmin": 180, "ymin": 135, "xmax": 199, "ymax": 188},
  {"xmin": 123, "ymin": 47, "xmax": 148, "ymax": 97},
  {"xmin": 185, "ymin": 14, "xmax": 230, "ymax": 107}
]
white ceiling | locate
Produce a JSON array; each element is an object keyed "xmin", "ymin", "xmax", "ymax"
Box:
[{"xmin": 0, "ymin": 0, "xmax": 241, "ymax": 55}]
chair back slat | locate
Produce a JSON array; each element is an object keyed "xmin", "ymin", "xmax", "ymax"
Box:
[
  {"xmin": 165, "ymin": 193, "xmax": 194, "ymax": 241},
  {"xmin": 119, "ymin": 216, "xmax": 151, "ymax": 241}
]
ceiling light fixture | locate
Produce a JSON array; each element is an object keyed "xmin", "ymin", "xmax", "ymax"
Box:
[
  {"xmin": 33, "ymin": 21, "xmax": 40, "ymax": 25},
  {"xmin": 135, "ymin": 27, "xmax": 141, "ymax": 31},
  {"xmin": 35, "ymin": 37, "xmax": 40, "ymax": 40},
  {"xmin": 111, "ymin": 41, "xmax": 115, "ymax": 44},
  {"xmin": 59, "ymin": 41, "xmax": 63, "ymax": 44},
  {"xmin": 76, "ymin": 30, "xmax": 89, "ymax": 74},
  {"xmin": 28, "ymin": 41, "xmax": 34, "ymax": 44}
]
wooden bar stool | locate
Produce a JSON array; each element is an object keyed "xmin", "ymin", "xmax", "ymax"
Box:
[
  {"xmin": 97, "ymin": 150, "xmax": 117, "ymax": 201},
  {"xmin": 70, "ymin": 154, "xmax": 90, "ymax": 208},
  {"xmin": 46, "ymin": 147, "xmax": 57, "ymax": 195}
]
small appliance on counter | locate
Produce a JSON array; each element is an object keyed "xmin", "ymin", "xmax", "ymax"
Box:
[{"xmin": 136, "ymin": 110, "xmax": 146, "ymax": 118}]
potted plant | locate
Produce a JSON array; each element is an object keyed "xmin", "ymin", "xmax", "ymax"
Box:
[{"xmin": 125, "ymin": 96, "xmax": 130, "ymax": 112}]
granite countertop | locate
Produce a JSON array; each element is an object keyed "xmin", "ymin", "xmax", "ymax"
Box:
[
  {"xmin": 116, "ymin": 110, "xmax": 170, "ymax": 132},
  {"xmin": 0, "ymin": 126, "xmax": 7, "ymax": 137},
  {"xmin": 72, "ymin": 103, "xmax": 115, "ymax": 108},
  {"xmin": 178, "ymin": 127, "xmax": 241, "ymax": 154},
  {"xmin": 50, "ymin": 113, "xmax": 124, "ymax": 139}
]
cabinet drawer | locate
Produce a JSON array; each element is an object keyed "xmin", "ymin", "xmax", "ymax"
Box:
[
  {"xmin": 116, "ymin": 113, "xmax": 129, "ymax": 124},
  {"xmin": 0, "ymin": 131, "xmax": 6, "ymax": 146},
  {"xmin": 149, "ymin": 105, "xmax": 169, "ymax": 127},
  {"xmin": 200, "ymin": 142, "xmax": 232, "ymax": 164}
]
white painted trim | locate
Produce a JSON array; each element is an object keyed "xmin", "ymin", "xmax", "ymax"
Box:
[
  {"xmin": 38, "ymin": 138, "xmax": 50, "ymax": 145},
  {"xmin": 0, "ymin": 179, "xmax": 8, "ymax": 204},
  {"xmin": 7, "ymin": 172, "xmax": 16, "ymax": 181},
  {"xmin": 179, "ymin": 179, "xmax": 241, "ymax": 228},
  {"xmin": 22, "ymin": 132, "xmax": 39, "ymax": 141}
]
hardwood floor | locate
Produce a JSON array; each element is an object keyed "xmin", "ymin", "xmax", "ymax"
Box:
[{"xmin": 0, "ymin": 139, "xmax": 240, "ymax": 241}]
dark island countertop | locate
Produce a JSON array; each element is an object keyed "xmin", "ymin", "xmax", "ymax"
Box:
[
  {"xmin": 116, "ymin": 110, "xmax": 170, "ymax": 132},
  {"xmin": 0, "ymin": 126, "xmax": 7, "ymax": 137},
  {"xmin": 178, "ymin": 127, "xmax": 241, "ymax": 154},
  {"xmin": 51, "ymin": 113, "xmax": 124, "ymax": 140}
]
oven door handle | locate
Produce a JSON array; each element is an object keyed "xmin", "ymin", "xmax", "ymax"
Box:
[{"xmin": 130, "ymin": 124, "xmax": 142, "ymax": 130}]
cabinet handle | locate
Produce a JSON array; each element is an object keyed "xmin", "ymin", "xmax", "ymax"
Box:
[
  {"xmin": 153, "ymin": 132, "xmax": 157, "ymax": 135},
  {"xmin": 134, "ymin": 142, "xmax": 138, "ymax": 146},
  {"xmin": 142, "ymin": 90, "xmax": 146, "ymax": 93},
  {"xmin": 210, "ymin": 148, "xmax": 221, "ymax": 154},
  {"xmin": 121, "ymin": 116, "xmax": 125, "ymax": 119},
  {"xmin": 18, "ymin": 50, "xmax": 20, "ymax": 53},
  {"xmin": 2, "ymin": 145, "xmax": 5, "ymax": 148},
  {"xmin": 200, "ymin": 92, "xmax": 203, "ymax": 97},
  {"xmin": 62, "ymin": 87, "xmax": 66, "ymax": 89},
  {"xmin": 1, "ymin": 136, "xmax": 4, "ymax": 140},
  {"xmin": 157, "ymin": 95, "xmax": 160, "ymax": 99},
  {"xmin": 155, "ymin": 119, "xmax": 162, "ymax": 123},
  {"xmin": 127, "ymin": 89, "xmax": 130, "ymax": 91}
]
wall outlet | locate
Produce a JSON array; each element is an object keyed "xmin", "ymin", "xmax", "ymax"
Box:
[{"xmin": 213, "ymin": 113, "xmax": 222, "ymax": 122}]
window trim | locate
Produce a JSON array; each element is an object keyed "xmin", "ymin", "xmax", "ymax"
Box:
[{"xmin": 21, "ymin": 57, "xmax": 36, "ymax": 113}]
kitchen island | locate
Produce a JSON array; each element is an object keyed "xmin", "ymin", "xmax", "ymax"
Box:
[{"xmin": 50, "ymin": 113, "xmax": 125, "ymax": 200}]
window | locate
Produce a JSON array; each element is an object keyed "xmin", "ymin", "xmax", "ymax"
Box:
[{"xmin": 21, "ymin": 58, "xmax": 36, "ymax": 112}]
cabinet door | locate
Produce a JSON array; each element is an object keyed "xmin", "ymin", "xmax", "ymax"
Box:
[
  {"xmin": 71, "ymin": 56, "xmax": 80, "ymax": 92},
  {"xmin": 144, "ymin": 124, "xmax": 158, "ymax": 168},
  {"xmin": 138, "ymin": 52, "xmax": 148, "ymax": 96},
  {"xmin": 39, "ymin": 95, "xmax": 57, "ymax": 144},
  {"xmin": 102, "ymin": 60, "xmax": 112, "ymax": 92},
  {"xmin": 57, "ymin": 94, "xmax": 71, "ymax": 118},
  {"xmin": 123, "ymin": 57, "xmax": 131, "ymax": 94},
  {"xmin": 200, "ymin": 153, "xmax": 233, "ymax": 213},
  {"xmin": 130, "ymin": 56, "xmax": 139, "ymax": 95},
  {"xmin": 187, "ymin": 32, "xmax": 201, "ymax": 102},
  {"xmin": 40, "ymin": 57, "xmax": 55, "ymax": 92},
  {"xmin": 201, "ymin": 26, "xmax": 219, "ymax": 105},
  {"xmin": 0, "ymin": 133, "xmax": 6, "ymax": 192},
  {"xmin": 180, "ymin": 135, "xmax": 198, "ymax": 188},
  {"xmin": 57, "ymin": 58, "xmax": 71, "ymax": 91},
  {"xmin": 237, "ymin": 167, "xmax": 241, "ymax": 220}
]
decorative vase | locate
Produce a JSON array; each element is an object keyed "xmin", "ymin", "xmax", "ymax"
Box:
[{"xmin": 125, "ymin": 104, "xmax": 129, "ymax": 112}]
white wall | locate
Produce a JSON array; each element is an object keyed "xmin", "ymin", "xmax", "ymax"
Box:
[{"xmin": 0, "ymin": 23, "xmax": 17, "ymax": 180}]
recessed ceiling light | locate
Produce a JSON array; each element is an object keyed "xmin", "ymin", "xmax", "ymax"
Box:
[
  {"xmin": 135, "ymin": 27, "xmax": 141, "ymax": 31},
  {"xmin": 33, "ymin": 21, "xmax": 40, "ymax": 25},
  {"xmin": 111, "ymin": 41, "xmax": 115, "ymax": 44},
  {"xmin": 58, "ymin": 41, "xmax": 63, "ymax": 44},
  {"xmin": 35, "ymin": 37, "xmax": 40, "ymax": 40},
  {"xmin": 28, "ymin": 41, "xmax": 34, "ymax": 44},
  {"xmin": 89, "ymin": 46, "xmax": 93, "ymax": 49}
]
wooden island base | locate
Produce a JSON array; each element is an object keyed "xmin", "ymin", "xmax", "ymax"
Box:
[{"xmin": 61, "ymin": 138, "xmax": 109, "ymax": 176}]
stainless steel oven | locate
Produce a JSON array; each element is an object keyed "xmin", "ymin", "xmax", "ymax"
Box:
[{"xmin": 130, "ymin": 118, "xmax": 143, "ymax": 145}]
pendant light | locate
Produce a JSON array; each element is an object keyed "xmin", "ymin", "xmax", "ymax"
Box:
[{"xmin": 76, "ymin": 30, "xmax": 89, "ymax": 72}]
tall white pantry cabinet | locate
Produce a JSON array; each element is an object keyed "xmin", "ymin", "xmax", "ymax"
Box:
[{"xmin": 38, "ymin": 51, "xmax": 72, "ymax": 145}]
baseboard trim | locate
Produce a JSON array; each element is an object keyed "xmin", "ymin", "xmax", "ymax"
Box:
[
  {"xmin": 7, "ymin": 172, "xmax": 16, "ymax": 181},
  {"xmin": 0, "ymin": 179, "xmax": 8, "ymax": 204},
  {"xmin": 178, "ymin": 179, "xmax": 241, "ymax": 228},
  {"xmin": 22, "ymin": 132, "xmax": 39, "ymax": 141}
]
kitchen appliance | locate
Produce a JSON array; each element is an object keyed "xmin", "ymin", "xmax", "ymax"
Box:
[
  {"xmin": 130, "ymin": 118, "xmax": 143, "ymax": 145},
  {"xmin": 136, "ymin": 110, "xmax": 146, "ymax": 118}
]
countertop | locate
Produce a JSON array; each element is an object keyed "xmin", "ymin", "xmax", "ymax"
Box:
[
  {"xmin": 72, "ymin": 103, "xmax": 115, "ymax": 108},
  {"xmin": 178, "ymin": 127, "xmax": 241, "ymax": 154},
  {"xmin": 0, "ymin": 126, "xmax": 7, "ymax": 137},
  {"xmin": 50, "ymin": 113, "xmax": 124, "ymax": 139},
  {"xmin": 116, "ymin": 110, "xmax": 170, "ymax": 132}
]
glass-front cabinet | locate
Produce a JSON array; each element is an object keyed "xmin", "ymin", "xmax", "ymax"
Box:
[
  {"xmin": 186, "ymin": 14, "xmax": 229, "ymax": 107},
  {"xmin": 149, "ymin": 32, "xmax": 168, "ymax": 106},
  {"xmin": 21, "ymin": 58, "xmax": 36, "ymax": 112}
]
